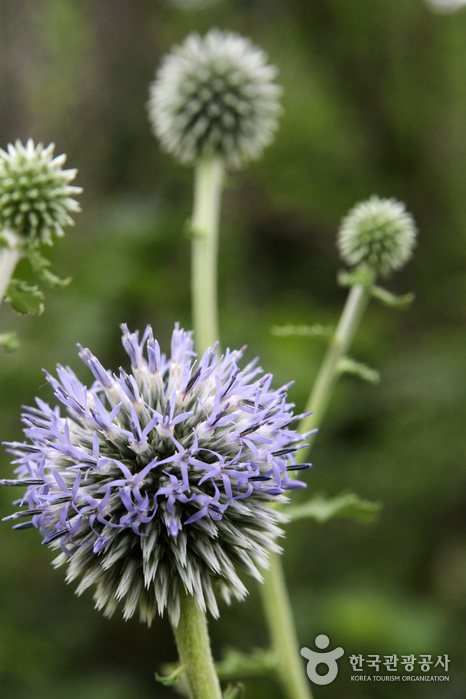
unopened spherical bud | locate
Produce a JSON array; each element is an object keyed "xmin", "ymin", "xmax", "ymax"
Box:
[
  {"xmin": 0, "ymin": 139, "xmax": 82, "ymax": 246},
  {"xmin": 149, "ymin": 29, "xmax": 282, "ymax": 169},
  {"xmin": 337, "ymin": 195, "xmax": 417, "ymax": 277}
]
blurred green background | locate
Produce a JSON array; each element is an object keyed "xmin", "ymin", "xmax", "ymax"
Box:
[{"xmin": 1, "ymin": 0, "xmax": 466, "ymax": 697}]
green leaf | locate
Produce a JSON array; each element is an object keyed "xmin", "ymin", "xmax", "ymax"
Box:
[
  {"xmin": 287, "ymin": 493, "xmax": 382, "ymax": 525},
  {"xmin": 271, "ymin": 324, "xmax": 334, "ymax": 340},
  {"xmin": 338, "ymin": 270, "xmax": 414, "ymax": 307},
  {"xmin": 38, "ymin": 268, "xmax": 72, "ymax": 288},
  {"xmin": 370, "ymin": 285, "xmax": 415, "ymax": 308},
  {"xmin": 0, "ymin": 332, "xmax": 20, "ymax": 352},
  {"xmin": 155, "ymin": 665, "xmax": 184, "ymax": 687},
  {"xmin": 184, "ymin": 217, "xmax": 195, "ymax": 238},
  {"xmin": 184, "ymin": 218, "xmax": 206, "ymax": 239},
  {"xmin": 223, "ymin": 683, "xmax": 246, "ymax": 699},
  {"xmin": 5, "ymin": 279, "xmax": 44, "ymax": 315},
  {"xmin": 337, "ymin": 356, "xmax": 380, "ymax": 384},
  {"xmin": 216, "ymin": 648, "xmax": 278, "ymax": 680},
  {"xmin": 27, "ymin": 250, "xmax": 71, "ymax": 288},
  {"xmin": 0, "ymin": 234, "xmax": 12, "ymax": 248},
  {"xmin": 337, "ymin": 268, "xmax": 375, "ymax": 289}
]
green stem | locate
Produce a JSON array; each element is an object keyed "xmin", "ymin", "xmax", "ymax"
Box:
[
  {"xmin": 262, "ymin": 554, "xmax": 314, "ymax": 699},
  {"xmin": 297, "ymin": 282, "xmax": 370, "ymax": 462},
  {"xmin": 172, "ymin": 593, "xmax": 223, "ymax": 699},
  {"xmin": 259, "ymin": 282, "xmax": 370, "ymax": 699},
  {"xmin": 186, "ymin": 159, "xmax": 224, "ymax": 697},
  {"xmin": 0, "ymin": 231, "xmax": 21, "ymax": 306},
  {"xmin": 191, "ymin": 157, "xmax": 224, "ymax": 354},
  {"xmin": 188, "ymin": 154, "xmax": 370, "ymax": 699}
]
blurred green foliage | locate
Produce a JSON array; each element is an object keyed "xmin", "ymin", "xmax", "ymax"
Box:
[{"xmin": 1, "ymin": 0, "xmax": 466, "ymax": 697}]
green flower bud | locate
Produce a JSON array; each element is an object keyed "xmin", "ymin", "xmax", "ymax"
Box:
[
  {"xmin": 149, "ymin": 29, "xmax": 282, "ymax": 169},
  {"xmin": 0, "ymin": 139, "xmax": 82, "ymax": 246},
  {"xmin": 337, "ymin": 195, "xmax": 417, "ymax": 277}
]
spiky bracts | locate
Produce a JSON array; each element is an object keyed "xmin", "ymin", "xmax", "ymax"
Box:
[
  {"xmin": 337, "ymin": 195, "xmax": 417, "ymax": 277},
  {"xmin": 2, "ymin": 324, "xmax": 310, "ymax": 626},
  {"xmin": 0, "ymin": 139, "xmax": 81, "ymax": 246},
  {"xmin": 149, "ymin": 29, "xmax": 282, "ymax": 169}
]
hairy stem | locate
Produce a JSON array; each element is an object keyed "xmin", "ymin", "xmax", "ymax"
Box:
[
  {"xmin": 262, "ymin": 554, "xmax": 314, "ymax": 699},
  {"xmin": 191, "ymin": 157, "xmax": 224, "ymax": 354},
  {"xmin": 297, "ymin": 282, "xmax": 369, "ymax": 462},
  {"xmin": 0, "ymin": 231, "xmax": 22, "ymax": 306},
  {"xmin": 260, "ymin": 282, "xmax": 370, "ymax": 699},
  {"xmin": 188, "ymin": 154, "xmax": 370, "ymax": 699},
  {"xmin": 184, "ymin": 159, "xmax": 224, "ymax": 697},
  {"xmin": 172, "ymin": 593, "xmax": 222, "ymax": 699}
]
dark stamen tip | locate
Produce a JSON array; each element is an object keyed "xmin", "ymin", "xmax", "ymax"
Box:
[
  {"xmin": 12, "ymin": 521, "xmax": 35, "ymax": 530},
  {"xmin": 0, "ymin": 479, "xmax": 45, "ymax": 486},
  {"xmin": 3, "ymin": 508, "xmax": 43, "ymax": 521},
  {"xmin": 240, "ymin": 421, "xmax": 262, "ymax": 437},
  {"xmin": 185, "ymin": 368, "xmax": 202, "ymax": 394},
  {"xmin": 272, "ymin": 446, "xmax": 301, "ymax": 457},
  {"xmin": 42, "ymin": 529, "xmax": 68, "ymax": 545}
]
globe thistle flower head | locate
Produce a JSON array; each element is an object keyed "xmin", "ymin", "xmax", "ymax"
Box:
[
  {"xmin": 149, "ymin": 29, "xmax": 283, "ymax": 169},
  {"xmin": 0, "ymin": 139, "xmax": 82, "ymax": 246},
  {"xmin": 337, "ymin": 195, "xmax": 417, "ymax": 277},
  {"xmin": 2, "ymin": 324, "xmax": 310, "ymax": 626}
]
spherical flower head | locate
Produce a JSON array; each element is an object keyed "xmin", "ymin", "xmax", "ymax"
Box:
[
  {"xmin": 0, "ymin": 139, "xmax": 82, "ymax": 246},
  {"xmin": 337, "ymin": 195, "xmax": 417, "ymax": 277},
  {"xmin": 2, "ymin": 324, "xmax": 309, "ymax": 626},
  {"xmin": 148, "ymin": 29, "xmax": 282, "ymax": 169}
]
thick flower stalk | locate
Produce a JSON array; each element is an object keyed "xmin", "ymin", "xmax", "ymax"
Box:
[
  {"xmin": 148, "ymin": 29, "xmax": 282, "ymax": 170},
  {"xmin": 2, "ymin": 324, "xmax": 309, "ymax": 627},
  {"xmin": 259, "ymin": 195, "xmax": 418, "ymax": 699},
  {"xmin": 0, "ymin": 139, "xmax": 81, "ymax": 306},
  {"xmin": 149, "ymin": 30, "xmax": 282, "ymax": 350}
]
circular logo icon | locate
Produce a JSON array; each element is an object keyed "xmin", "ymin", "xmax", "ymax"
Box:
[{"xmin": 300, "ymin": 635, "xmax": 344, "ymax": 686}]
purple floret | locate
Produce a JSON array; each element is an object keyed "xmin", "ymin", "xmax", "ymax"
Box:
[{"xmin": 1, "ymin": 324, "xmax": 311, "ymax": 624}]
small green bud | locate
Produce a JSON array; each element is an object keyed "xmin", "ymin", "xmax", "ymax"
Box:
[
  {"xmin": 0, "ymin": 139, "xmax": 82, "ymax": 245},
  {"xmin": 337, "ymin": 195, "xmax": 417, "ymax": 277}
]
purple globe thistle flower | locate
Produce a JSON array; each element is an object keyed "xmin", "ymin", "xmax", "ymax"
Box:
[{"xmin": 1, "ymin": 324, "xmax": 311, "ymax": 626}]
